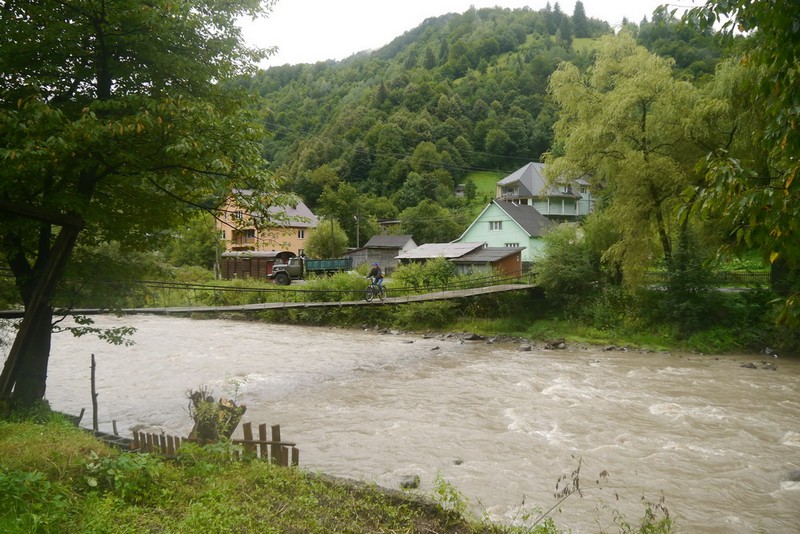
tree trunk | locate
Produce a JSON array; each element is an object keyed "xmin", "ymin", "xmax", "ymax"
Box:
[
  {"xmin": 6, "ymin": 307, "xmax": 55, "ymax": 406},
  {"xmin": 646, "ymin": 178, "xmax": 672, "ymax": 262},
  {"xmin": 0, "ymin": 224, "xmax": 81, "ymax": 407}
]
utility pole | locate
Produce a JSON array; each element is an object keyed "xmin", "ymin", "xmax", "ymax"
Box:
[
  {"xmin": 354, "ymin": 211, "xmax": 360, "ymax": 248},
  {"xmin": 330, "ymin": 217, "xmax": 334, "ymax": 257}
]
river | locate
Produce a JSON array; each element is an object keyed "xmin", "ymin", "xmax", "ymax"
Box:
[{"xmin": 36, "ymin": 315, "xmax": 800, "ymax": 533}]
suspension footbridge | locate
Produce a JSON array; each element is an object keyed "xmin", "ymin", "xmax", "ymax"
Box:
[{"xmin": 0, "ymin": 277, "xmax": 536, "ymax": 319}]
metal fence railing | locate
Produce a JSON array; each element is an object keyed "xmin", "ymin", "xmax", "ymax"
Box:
[{"xmin": 644, "ymin": 271, "xmax": 771, "ymax": 286}]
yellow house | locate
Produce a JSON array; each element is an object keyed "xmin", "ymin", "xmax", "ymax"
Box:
[{"xmin": 216, "ymin": 191, "xmax": 319, "ymax": 256}]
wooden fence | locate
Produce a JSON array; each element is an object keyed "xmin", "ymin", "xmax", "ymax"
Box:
[
  {"xmin": 234, "ymin": 422, "xmax": 300, "ymax": 467},
  {"xmin": 130, "ymin": 421, "xmax": 299, "ymax": 467}
]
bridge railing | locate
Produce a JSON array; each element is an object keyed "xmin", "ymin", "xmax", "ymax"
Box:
[
  {"xmin": 0, "ymin": 270, "xmax": 534, "ymax": 314},
  {"xmin": 382, "ymin": 270, "xmax": 531, "ymax": 299}
]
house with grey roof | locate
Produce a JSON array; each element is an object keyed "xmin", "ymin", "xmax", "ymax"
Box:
[
  {"xmin": 496, "ymin": 162, "xmax": 592, "ymax": 221},
  {"xmin": 454, "ymin": 199, "xmax": 554, "ymax": 263},
  {"xmin": 343, "ymin": 234, "xmax": 417, "ymax": 273},
  {"xmin": 396, "ymin": 242, "xmax": 485, "ymax": 261},
  {"xmin": 395, "ymin": 242, "xmax": 523, "ymax": 277}
]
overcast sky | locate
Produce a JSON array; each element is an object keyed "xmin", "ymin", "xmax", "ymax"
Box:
[{"xmin": 239, "ymin": 0, "xmax": 699, "ymax": 67}]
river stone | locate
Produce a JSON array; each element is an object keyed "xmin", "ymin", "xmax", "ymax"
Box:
[
  {"xmin": 400, "ymin": 475, "xmax": 420, "ymax": 489},
  {"xmin": 461, "ymin": 332, "xmax": 485, "ymax": 341},
  {"xmin": 544, "ymin": 338, "xmax": 566, "ymax": 349},
  {"xmin": 518, "ymin": 344, "xmax": 533, "ymax": 351},
  {"xmin": 786, "ymin": 470, "xmax": 800, "ymax": 482}
]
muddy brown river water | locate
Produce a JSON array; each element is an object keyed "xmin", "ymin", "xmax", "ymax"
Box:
[{"xmin": 37, "ymin": 315, "xmax": 800, "ymax": 533}]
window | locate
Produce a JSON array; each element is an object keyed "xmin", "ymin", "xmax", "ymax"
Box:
[
  {"xmin": 220, "ymin": 230, "xmax": 226, "ymax": 240},
  {"xmin": 580, "ymin": 186, "xmax": 588, "ymax": 195},
  {"xmin": 244, "ymin": 229, "xmax": 256, "ymax": 239},
  {"xmin": 233, "ymin": 211, "xmax": 243, "ymax": 220},
  {"xmin": 297, "ymin": 229, "xmax": 305, "ymax": 239},
  {"xmin": 505, "ymin": 243, "xmax": 519, "ymax": 248},
  {"xmin": 561, "ymin": 185, "xmax": 570, "ymax": 193},
  {"xmin": 489, "ymin": 221, "xmax": 503, "ymax": 231}
]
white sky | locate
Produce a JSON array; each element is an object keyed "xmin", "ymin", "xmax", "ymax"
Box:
[{"xmin": 240, "ymin": 1, "xmax": 699, "ymax": 67}]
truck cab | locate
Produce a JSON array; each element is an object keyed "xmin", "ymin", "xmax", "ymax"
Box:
[{"xmin": 269, "ymin": 257, "xmax": 304, "ymax": 285}]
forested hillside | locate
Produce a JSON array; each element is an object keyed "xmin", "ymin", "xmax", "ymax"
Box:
[{"xmin": 238, "ymin": 4, "xmax": 724, "ymax": 247}]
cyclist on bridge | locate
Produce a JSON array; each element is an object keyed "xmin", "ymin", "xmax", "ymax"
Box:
[{"xmin": 367, "ymin": 262, "xmax": 384, "ymax": 287}]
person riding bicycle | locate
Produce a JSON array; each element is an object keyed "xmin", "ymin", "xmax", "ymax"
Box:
[{"xmin": 367, "ymin": 262, "xmax": 384, "ymax": 287}]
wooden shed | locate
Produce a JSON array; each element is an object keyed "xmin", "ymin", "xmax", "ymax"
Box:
[
  {"xmin": 396, "ymin": 242, "xmax": 524, "ymax": 278},
  {"xmin": 220, "ymin": 251, "xmax": 296, "ymax": 280},
  {"xmin": 452, "ymin": 247, "xmax": 524, "ymax": 277},
  {"xmin": 343, "ymin": 235, "xmax": 417, "ymax": 274}
]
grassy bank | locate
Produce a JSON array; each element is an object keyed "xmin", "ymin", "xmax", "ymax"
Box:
[
  {"xmin": 0, "ymin": 417, "xmax": 497, "ymax": 533},
  {"xmin": 0, "ymin": 416, "xmax": 672, "ymax": 533}
]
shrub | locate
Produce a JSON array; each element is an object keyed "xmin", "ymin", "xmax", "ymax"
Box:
[
  {"xmin": 392, "ymin": 301, "xmax": 457, "ymax": 329},
  {"xmin": 684, "ymin": 326, "xmax": 738, "ymax": 353},
  {"xmin": 0, "ymin": 467, "xmax": 71, "ymax": 531},
  {"xmin": 169, "ymin": 265, "xmax": 216, "ymax": 284},
  {"xmin": 303, "ymin": 272, "xmax": 365, "ymax": 302},
  {"xmin": 392, "ymin": 257, "xmax": 456, "ymax": 291},
  {"xmin": 534, "ymin": 224, "xmax": 599, "ymax": 301},
  {"xmin": 657, "ymin": 245, "xmax": 723, "ymax": 335},
  {"xmin": 83, "ymin": 451, "xmax": 166, "ymax": 504},
  {"xmin": 432, "ymin": 471, "xmax": 468, "ymax": 517},
  {"xmin": 186, "ymin": 386, "xmax": 246, "ymax": 442}
]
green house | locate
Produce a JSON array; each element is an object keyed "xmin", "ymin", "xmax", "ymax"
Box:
[{"xmin": 455, "ymin": 199, "xmax": 554, "ymax": 263}]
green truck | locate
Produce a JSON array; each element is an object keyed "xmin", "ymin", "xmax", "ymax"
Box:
[{"xmin": 268, "ymin": 256, "xmax": 353, "ymax": 285}]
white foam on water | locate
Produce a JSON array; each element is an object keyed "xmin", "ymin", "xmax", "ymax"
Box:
[{"xmin": 781, "ymin": 431, "xmax": 800, "ymax": 447}]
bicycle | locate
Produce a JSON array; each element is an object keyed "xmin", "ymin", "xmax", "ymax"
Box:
[{"xmin": 364, "ymin": 279, "xmax": 386, "ymax": 302}]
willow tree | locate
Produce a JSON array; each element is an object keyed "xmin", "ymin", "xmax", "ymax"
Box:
[
  {"xmin": 544, "ymin": 32, "xmax": 702, "ymax": 280},
  {"xmin": 0, "ymin": 0, "xmax": 281, "ymax": 407}
]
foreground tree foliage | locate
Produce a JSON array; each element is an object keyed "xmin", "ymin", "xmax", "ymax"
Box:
[
  {"xmin": 686, "ymin": 0, "xmax": 800, "ymax": 324},
  {"xmin": 0, "ymin": 0, "xmax": 284, "ymax": 407}
]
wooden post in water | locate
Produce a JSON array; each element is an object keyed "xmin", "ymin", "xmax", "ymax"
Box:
[
  {"xmin": 258, "ymin": 423, "xmax": 268, "ymax": 460},
  {"xmin": 242, "ymin": 422, "xmax": 256, "ymax": 456},
  {"xmin": 271, "ymin": 424, "xmax": 282, "ymax": 464},
  {"xmin": 91, "ymin": 354, "xmax": 98, "ymax": 431}
]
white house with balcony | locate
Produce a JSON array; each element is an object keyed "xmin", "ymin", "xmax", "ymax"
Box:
[{"xmin": 495, "ymin": 162, "xmax": 592, "ymax": 222}]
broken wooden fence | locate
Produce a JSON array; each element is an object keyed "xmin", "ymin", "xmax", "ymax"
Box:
[{"xmin": 131, "ymin": 421, "xmax": 299, "ymax": 466}]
